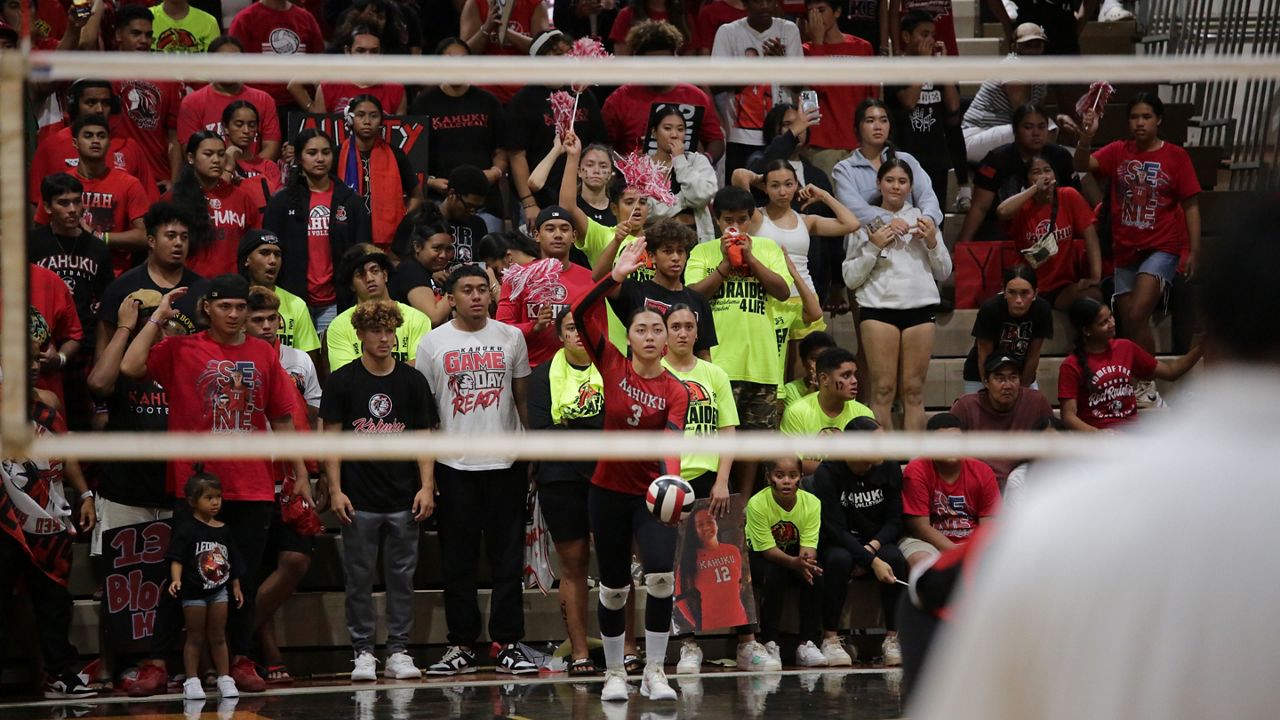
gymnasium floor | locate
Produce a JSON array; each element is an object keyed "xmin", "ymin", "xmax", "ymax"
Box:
[{"xmin": 0, "ymin": 670, "xmax": 904, "ymax": 720}]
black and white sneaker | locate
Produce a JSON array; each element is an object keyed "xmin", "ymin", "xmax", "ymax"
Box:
[
  {"xmin": 45, "ymin": 673, "xmax": 97, "ymax": 699},
  {"xmin": 426, "ymin": 645, "xmax": 478, "ymax": 676},
  {"xmin": 495, "ymin": 644, "xmax": 538, "ymax": 675}
]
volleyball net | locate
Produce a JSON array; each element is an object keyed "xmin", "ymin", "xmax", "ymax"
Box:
[{"xmin": 2, "ymin": 49, "xmax": 1278, "ymax": 463}]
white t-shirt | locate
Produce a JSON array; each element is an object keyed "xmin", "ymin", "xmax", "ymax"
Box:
[
  {"xmin": 710, "ymin": 17, "xmax": 803, "ymax": 146},
  {"xmin": 279, "ymin": 343, "xmax": 321, "ymax": 410},
  {"xmin": 414, "ymin": 319, "xmax": 531, "ymax": 471},
  {"xmin": 913, "ymin": 366, "xmax": 1280, "ymax": 720}
]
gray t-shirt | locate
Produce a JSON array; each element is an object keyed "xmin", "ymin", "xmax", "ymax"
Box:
[{"xmin": 963, "ymin": 54, "xmax": 1048, "ymax": 131}]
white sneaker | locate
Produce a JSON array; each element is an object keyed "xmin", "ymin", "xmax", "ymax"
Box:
[
  {"xmin": 953, "ymin": 185, "xmax": 973, "ymax": 213},
  {"xmin": 795, "ymin": 640, "xmax": 827, "ymax": 667},
  {"xmin": 640, "ymin": 665, "xmax": 677, "ymax": 701},
  {"xmin": 763, "ymin": 640, "xmax": 782, "ymax": 666},
  {"xmin": 351, "ymin": 651, "xmax": 378, "ymax": 682},
  {"xmin": 736, "ymin": 641, "xmax": 781, "ymax": 672},
  {"xmin": 215, "ymin": 675, "xmax": 238, "ymax": 698},
  {"xmin": 183, "ymin": 677, "xmax": 206, "ymax": 701},
  {"xmin": 882, "ymin": 635, "xmax": 902, "ymax": 667},
  {"xmin": 1135, "ymin": 380, "xmax": 1166, "ymax": 409},
  {"xmin": 676, "ymin": 639, "xmax": 703, "ymax": 674},
  {"xmin": 384, "ymin": 651, "xmax": 422, "ymax": 680},
  {"xmin": 820, "ymin": 637, "xmax": 853, "ymax": 667},
  {"xmin": 601, "ymin": 668, "xmax": 630, "ymax": 702}
]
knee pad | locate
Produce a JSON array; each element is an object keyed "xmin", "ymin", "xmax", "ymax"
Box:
[
  {"xmin": 643, "ymin": 572, "xmax": 675, "ymax": 599},
  {"xmin": 598, "ymin": 584, "xmax": 631, "ymax": 611}
]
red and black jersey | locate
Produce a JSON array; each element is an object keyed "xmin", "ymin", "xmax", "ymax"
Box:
[{"xmin": 574, "ymin": 277, "xmax": 689, "ymax": 495}]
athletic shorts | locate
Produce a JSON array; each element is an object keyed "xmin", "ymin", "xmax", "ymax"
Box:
[
  {"xmin": 263, "ymin": 502, "xmax": 315, "ymax": 560},
  {"xmin": 688, "ymin": 471, "xmax": 717, "ymax": 499},
  {"xmin": 1114, "ymin": 250, "xmax": 1179, "ymax": 297},
  {"xmin": 181, "ymin": 586, "xmax": 229, "ymax": 608},
  {"xmin": 90, "ymin": 497, "xmax": 173, "ymax": 556},
  {"xmin": 897, "ymin": 536, "xmax": 941, "ymax": 560},
  {"xmin": 731, "ymin": 380, "xmax": 781, "ymax": 431},
  {"xmin": 859, "ymin": 306, "xmax": 938, "ymax": 331},
  {"xmin": 537, "ymin": 481, "xmax": 591, "ymax": 543}
]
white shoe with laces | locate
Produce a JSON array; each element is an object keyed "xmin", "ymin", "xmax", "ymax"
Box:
[
  {"xmin": 183, "ymin": 677, "xmax": 206, "ymax": 701},
  {"xmin": 1136, "ymin": 380, "xmax": 1166, "ymax": 409},
  {"xmin": 640, "ymin": 665, "xmax": 678, "ymax": 700},
  {"xmin": 351, "ymin": 651, "xmax": 378, "ymax": 682},
  {"xmin": 215, "ymin": 675, "xmax": 238, "ymax": 698},
  {"xmin": 601, "ymin": 668, "xmax": 630, "ymax": 702},
  {"xmin": 795, "ymin": 640, "xmax": 828, "ymax": 667},
  {"xmin": 384, "ymin": 651, "xmax": 422, "ymax": 679},
  {"xmin": 882, "ymin": 635, "xmax": 903, "ymax": 667},
  {"xmin": 763, "ymin": 641, "xmax": 782, "ymax": 667},
  {"xmin": 737, "ymin": 641, "xmax": 782, "ymax": 672},
  {"xmin": 820, "ymin": 637, "xmax": 853, "ymax": 667},
  {"xmin": 676, "ymin": 639, "xmax": 703, "ymax": 674}
]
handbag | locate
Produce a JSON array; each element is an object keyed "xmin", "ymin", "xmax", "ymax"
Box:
[
  {"xmin": 280, "ymin": 477, "xmax": 324, "ymax": 537},
  {"xmin": 1021, "ymin": 188, "xmax": 1061, "ymax": 268},
  {"xmin": 523, "ymin": 483, "xmax": 556, "ymax": 594}
]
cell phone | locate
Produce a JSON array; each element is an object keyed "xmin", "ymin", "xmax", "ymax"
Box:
[{"xmin": 799, "ymin": 90, "xmax": 820, "ymax": 125}]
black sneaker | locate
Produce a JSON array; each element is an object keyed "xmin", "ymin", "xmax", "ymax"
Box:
[
  {"xmin": 426, "ymin": 645, "xmax": 478, "ymax": 676},
  {"xmin": 495, "ymin": 644, "xmax": 537, "ymax": 675},
  {"xmin": 45, "ymin": 672, "xmax": 97, "ymax": 699}
]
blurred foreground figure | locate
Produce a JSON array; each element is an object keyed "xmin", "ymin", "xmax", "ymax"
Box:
[{"xmin": 912, "ymin": 197, "xmax": 1280, "ymax": 720}]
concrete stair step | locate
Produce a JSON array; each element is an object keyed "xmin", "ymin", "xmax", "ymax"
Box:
[
  {"xmin": 957, "ymin": 37, "xmax": 1003, "ymax": 56},
  {"xmin": 980, "ymin": 19, "xmax": 1140, "ymax": 54}
]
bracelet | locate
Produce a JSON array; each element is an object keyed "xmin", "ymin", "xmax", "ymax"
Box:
[
  {"xmin": 519, "ymin": 193, "xmax": 534, "ymax": 201},
  {"xmin": 714, "ymin": 264, "xmax": 728, "ymax": 279},
  {"xmin": 147, "ymin": 316, "xmax": 164, "ymax": 327},
  {"xmin": 57, "ymin": 351, "xmax": 67, "ymax": 368}
]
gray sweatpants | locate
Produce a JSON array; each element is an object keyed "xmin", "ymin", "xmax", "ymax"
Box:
[{"xmin": 342, "ymin": 509, "xmax": 420, "ymax": 654}]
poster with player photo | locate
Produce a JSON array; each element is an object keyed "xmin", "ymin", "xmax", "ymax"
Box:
[
  {"xmin": 287, "ymin": 112, "xmax": 429, "ymax": 189},
  {"xmin": 643, "ymin": 102, "xmax": 705, "ymax": 156},
  {"xmin": 672, "ymin": 494, "xmax": 758, "ymax": 634}
]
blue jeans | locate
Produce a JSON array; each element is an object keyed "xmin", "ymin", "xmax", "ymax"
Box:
[{"xmin": 342, "ymin": 509, "xmax": 420, "ymax": 654}]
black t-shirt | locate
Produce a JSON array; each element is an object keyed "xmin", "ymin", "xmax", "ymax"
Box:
[
  {"xmin": 579, "ymin": 197, "xmax": 617, "ymax": 227},
  {"xmin": 320, "ymin": 359, "xmax": 439, "ymax": 512},
  {"xmin": 448, "ymin": 215, "xmax": 489, "ymax": 266},
  {"xmin": 1013, "ymin": 0, "xmax": 1082, "ymax": 55},
  {"xmin": 886, "ymin": 84, "xmax": 951, "ymax": 169},
  {"xmin": 389, "ymin": 257, "xmax": 444, "ymax": 306},
  {"xmin": 411, "ymin": 86, "xmax": 506, "ymax": 213},
  {"xmin": 28, "ymin": 225, "xmax": 114, "ymax": 340},
  {"xmin": 98, "ymin": 264, "xmax": 209, "ymax": 335},
  {"xmin": 99, "ymin": 376, "xmax": 171, "ymax": 508},
  {"xmin": 963, "ymin": 294, "xmax": 1055, "ymax": 380},
  {"xmin": 609, "ymin": 279, "xmax": 719, "ymax": 354},
  {"xmin": 504, "ymin": 85, "xmax": 607, "ymax": 208},
  {"xmin": 972, "ymin": 143, "xmax": 1079, "ymax": 240},
  {"xmin": 165, "ymin": 519, "xmax": 243, "ymax": 599},
  {"xmin": 526, "ymin": 359, "xmax": 602, "ymax": 484}
]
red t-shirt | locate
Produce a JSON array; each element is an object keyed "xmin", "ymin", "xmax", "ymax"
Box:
[
  {"xmin": 320, "ymin": 82, "xmax": 405, "ymax": 116},
  {"xmin": 34, "ymin": 168, "xmax": 152, "ymax": 277},
  {"xmin": 28, "ymin": 128, "xmax": 158, "ymax": 206},
  {"xmin": 180, "ymin": 182, "xmax": 263, "ymax": 277},
  {"xmin": 577, "ymin": 278, "xmax": 690, "ymax": 495},
  {"xmin": 899, "ymin": 0, "xmax": 957, "ymax": 56},
  {"xmin": 476, "ymin": 0, "xmax": 542, "ymax": 103},
  {"xmin": 146, "ymin": 331, "xmax": 298, "ymax": 501},
  {"xmin": 1057, "ymin": 338, "xmax": 1158, "ymax": 430},
  {"xmin": 694, "ymin": 0, "xmax": 746, "ymax": 52},
  {"xmin": 178, "ymin": 85, "xmax": 282, "ymax": 156},
  {"xmin": 306, "ymin": 187, "xmax": 336, "ymax": 305},
  {"xmin": 610, "ymin": 5, "xmax": 696, "ymax": 52},
  {"xmin": 228, "ymin": 2, "xmax": 325, "ymax": 107},
  {"xmin": 1091, "ymin": 140, "xmax": 1200, "ymax": 268},
  {"xmin": 689, "ymin": 544, "xmax": 749, "ymax": 629},
  {"xmin": 234, "ymin": 156, "xmax": 283, "ymax": 212},
  {"xmin": 112, "ymin": 79, "xmax": 184, "ymax": 184},
  {"xmin": 1009, "ymin": 187, "xmax": 1096, "ymax": 293},
  {"xmin": 803, "ymin": 36, "xmax": 876, "ymax": 151},
  {"xmin": 496, "ymin": 262, "xmax": 595, "ymax": 367},
  {"xmin": 601, "ymin": 83, "xmax": 724, "ymax": 156},
  {"xmin": 902, "ymin": 457, "xmax": 1001, "ymax": 542},
  {"xmin": 30, "ymin": 264, "xmax": 85, "ymax": 406}
]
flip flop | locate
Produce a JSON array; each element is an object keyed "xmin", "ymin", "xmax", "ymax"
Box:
[
  {"xmin": 622, "ymin": 654, "xmax": 642, "ymax": 673},
  {"xmin": 568, "ymin": 658, "xmax": 597, "ymax": 676},
  {"xmin": 265, "ymin": 665, "xmax": 294, "ymax": 684}
]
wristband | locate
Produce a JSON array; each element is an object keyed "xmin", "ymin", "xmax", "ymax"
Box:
[
  {"xmin": 80, "ymin": 490, "xmax": 94, "ymax": 500},
  {"xmin": 147, "ymin": 316, "xmax": 165, "ymax": 327}
]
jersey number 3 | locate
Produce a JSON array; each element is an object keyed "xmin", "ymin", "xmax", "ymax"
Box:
[{"xmin": 626, "ymin": 403, "xmax": 643, "ymax": 427}]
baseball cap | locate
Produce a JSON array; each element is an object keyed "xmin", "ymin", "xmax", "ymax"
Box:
[
  {"xmin": 983, "ymin": 354, "xmax": 1023, "ymax": 376},
  {"xmin": 535, "ymin": 205, "xmax": 572, "ymax": 230},
  {"xmin": 236, "ymin": 229, "xmax": 282, "ymax": 272},
  {"xmin": 205, "ymin": 274, "xmax": 251, "ymax": 301},
  {"xmin": 125, "ymin": 289, "xmax": 164, "ymax": 311},
  {"xmin": 1014, "ymin": 23, "xmax": 1048, "ymax": 44}
]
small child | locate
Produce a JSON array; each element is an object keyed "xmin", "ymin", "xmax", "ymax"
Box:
[
  {"xmin": 167, "ymin": 468, "xmax": 244, "ymax": 700},
  {"xmin": 745, "ymin": 456, "xmax": 827, "ymax": 667}
]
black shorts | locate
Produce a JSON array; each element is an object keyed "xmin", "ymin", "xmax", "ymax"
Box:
[
  {"xmin": 688, "ymin": 471, "xmax": 717, "ymax": 499},
  {"xmin": 263, "ymin": 503, "xmax": 315, "ymax": 560},
  {"xmin": 859, "ymin": 305, "xmax": 938, "ymax": 331},
  {"xmin": 538, "ymin": 481, "xmax": 591, "ymax": 543}
]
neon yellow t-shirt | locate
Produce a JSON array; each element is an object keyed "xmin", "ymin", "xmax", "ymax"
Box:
[
  {"xmin": 662, "ymin": 357, "xmax": 739, "ymax": 482},
  {"xmin": 325, "ymin": 302, "xmax": 432, "ymax": 371},
  {"xmin": 150, "ymin": 5, "xmax": 221, "ymax": 53},
  {"xmin": 275, "ymin": 286, "xmax": 321, "ymax": 353},
  {"xmin": 780, "ymin": 391, "xmax": 874, "ymax": 459},
  {"xmin": 578, "ymin": 218, "xmax": 651, "ymax": 352},
  {"xmin": 769, "ymin": 296, "xmax": 806, "ymax": 398},
  {"xmin": 685, "ymin": 236, "xmax": 792, "ymax": 385},
  {"xmin": 745, "ymin": 486, "xmax": 821, "ymax": 553},
  {"xmin": 780, "ymin": 378, "xmax": 812, "ymax": 411}
]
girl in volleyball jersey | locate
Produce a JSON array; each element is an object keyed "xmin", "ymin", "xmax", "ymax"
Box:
[{"xmin": 572, "ymin": 241, "xmax": 690, "ymax": 702}]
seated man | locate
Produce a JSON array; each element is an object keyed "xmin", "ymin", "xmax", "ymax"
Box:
[
  {"xmin": 950, "ymin": 354, "xmax": 1054, "ymax": 488},
  {"xmin": 780, "ymin": 347, "xmax": 874, "ymax": 475},
  {"xmin": 899, "ymin": 413, "xmax": 1001, "ymax": 569}
]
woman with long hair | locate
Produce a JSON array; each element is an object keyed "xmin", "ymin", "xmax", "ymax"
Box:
[
  {"xmin": 832, "ymin": 98, "xmax": 942, "ymax": 229},
  {"xmin": 1059, "ymin": 297, "xmax": 1201, "ymax": 432},
  {"xmin": 842, "ymin": 159, "xmax": 952, "ymax": 430},
  {"xmin": 220, "ymin": 100, "xmax": 281, "ymax": 214},
  {"xmin": 389, "ymin": 219, "xmax": 456, "ymax": 325},
  {"xmin": 1075, "ymin": 92, "xmax": 1202, "ymax": 408},
  {"xmin": 962, "ymin": 265, "xmax": 1055, "ymax": 393},
  {"xmin": 529, "ymin": 138, "xmax": 618, "ymax": 226},
  {"xmin": 646, "ymin": 104, "xmax": 717, "ymax": 241},
  {"xmin": 336, "ymin": 95, "xmax": 422, "ymax": 252},
  {"xmin": 265, "ymin": 129, "xmax": 370, "ymax": 333},
  {"xmin": 170, "ymin": 130, "xmax": 261, "ymax": 277},
  {"xmin": 572, "ymin": 241, "xmax": 689, "ymax": 702}
]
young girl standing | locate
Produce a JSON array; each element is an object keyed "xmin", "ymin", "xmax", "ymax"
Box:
[{"xmin": 167, "ymin": 470, "xmax": 244, "ymax": 701}]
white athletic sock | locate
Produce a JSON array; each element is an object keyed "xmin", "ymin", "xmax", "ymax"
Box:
[
  {"xmin": 602, "ymin": 633, "xmax": 626, "ymax": 671},
  {"xmin": 645, "ymin": 630, "xmax": 670, "ymax": 668}
]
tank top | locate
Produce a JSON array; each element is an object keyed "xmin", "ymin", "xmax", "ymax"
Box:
[{"xmin": 758, "ymin": 208, "xmax": 812, "ymax": 297}]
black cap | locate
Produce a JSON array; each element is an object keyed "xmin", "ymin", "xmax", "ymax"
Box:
[
  {"xmin": 205, "ymin": 274, "xmax": 250, "ymax": 301},
  {"xmin": 983, "ymin": 354, "xmax": 1023, "ymax": 376},
  {"xmin": 535, "ymin": 205, "xmax": 571, "ymax": 230},
  {"xmin": 338, "ymin": 243, "xmax": 394, "ymax": 289},
  {"xmin": 237, "ymin": 229, "xmax": 282, "ymax": 273}
]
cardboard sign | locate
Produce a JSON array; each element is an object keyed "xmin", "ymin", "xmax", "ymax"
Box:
[
  {"xmin": 103, "ymin": 520, "xmax": 171, "ymax": 642},
  {"xmin": 287, "ymin": 113, "xmax": 430, "ymax": 187},
  {"xmin": 671, "ymin": 495, "xmax": 758, "ymax": 635}
]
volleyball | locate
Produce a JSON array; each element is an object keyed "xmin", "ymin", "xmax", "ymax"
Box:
[{"xmin": 646, "ymin": 474, "xmax": 695, "ymax": 524}]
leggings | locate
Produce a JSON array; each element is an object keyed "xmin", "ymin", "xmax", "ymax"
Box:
[
  {"xmin": 588, "ymin": 484, "xmax": 677, "ymax": 637},
  {"xmin": 820, "ymin": 542, "xmax": 908, "ymax": 632},
  {"xmin": 750, "ymin": 551, "xmax": 822, "ymax": 643}
]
